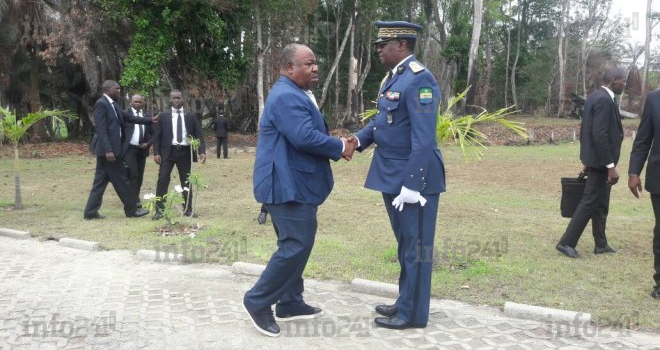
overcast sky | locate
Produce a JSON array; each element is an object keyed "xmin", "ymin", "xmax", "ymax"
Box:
[{"xmin": 610, "ymin": 0, "xmax": 657, "ymax": 44}]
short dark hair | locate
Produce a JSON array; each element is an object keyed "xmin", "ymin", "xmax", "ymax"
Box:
[
  {"xmin": 602, "ymin": 67, "xmax": 626, "ymax": 84},
  {"xmin": 280, "ymin": 43, "xmax": 300, "ymax": 68},
  {"xmin": 102, "ymin": 80, "xmax": 119, "ymax": 91},
  {"xmin": 170, "ymin": 89, "xmax": 182, "ymax": 96}
]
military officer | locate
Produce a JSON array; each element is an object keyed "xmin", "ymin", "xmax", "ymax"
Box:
[{"xmin": 350, "ymin": 21, "xmax": 445, "ymax": 329}]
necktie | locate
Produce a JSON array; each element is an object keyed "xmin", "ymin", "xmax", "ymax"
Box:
[
  {"xmin": 138, "ymin": 110, "xmax": 144, "ymax": 143},
  {"xmin": 176, "ymin": 110, "xmax": 183, "ymax": 144}
]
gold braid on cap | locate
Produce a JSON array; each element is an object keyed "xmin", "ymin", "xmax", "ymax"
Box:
[{"xmin": 377, "ymin": 28, "xmax": 418, "ymax": 38}]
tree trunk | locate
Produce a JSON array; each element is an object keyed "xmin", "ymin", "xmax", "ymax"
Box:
[
  {"xmin": 511, "ymin": 2, "xmax": 523, "ymax": 109},
  {"xmin": 319, "ymin": 14, "xmax": 353, "ymax": 110},
  {"xmin": 482, "ymin": 26, "xmax": 493, "ymax": 107},
  {"xmin": 556, "ymin": 0, "xmax": 568, "ymax": 117},
  {"xmin": 29, "ymin": 58, "xmax": 47, "ymax": 142},
  {"xmin": 343, "ymin": 1, "xmax": 359, "ymax": 127},
  {"xmin": 641, "ymin": 0, "xmax": 653, "ymax": 103},
  {"xmin": 14, "ymin": 148, "xmax": 23, "ymax": 209},
  {"xmin": 464, "ymin": 0, "xmax": 483, "ymax": 110},
  {"xmin": 504, "ymin": 0, "xmax": 512, "ymax": 108}
]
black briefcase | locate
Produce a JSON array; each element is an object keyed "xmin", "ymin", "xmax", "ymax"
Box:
[{"xmin": 560, "ymin": 172, "xmax": 587, "ymax": 218}]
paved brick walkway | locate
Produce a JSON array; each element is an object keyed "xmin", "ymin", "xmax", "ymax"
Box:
[{"xmin": 1, "ymin": 236, "xmax": 659, "ymax": 350}]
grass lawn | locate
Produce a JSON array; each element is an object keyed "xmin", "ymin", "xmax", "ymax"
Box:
[{"xmin": 0, "ymin": 140, "xmax": 658, "ymax": 331}]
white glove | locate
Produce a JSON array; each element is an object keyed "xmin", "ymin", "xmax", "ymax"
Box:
[{"xmin": 391, "ymin": 186, "xmax": 427, "ymax": 211}]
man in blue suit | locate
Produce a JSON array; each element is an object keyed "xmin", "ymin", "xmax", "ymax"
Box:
[
  {"xmin": 349, "ymin": 21, "xmax": 445, "ymax": 330},
  {"xmin": 243, "ymin": 43, "xmax": 355, "ymax": 337},
  {"xmin": 84, "ymin": 80, "xmax": 155, "ymax": 219}
]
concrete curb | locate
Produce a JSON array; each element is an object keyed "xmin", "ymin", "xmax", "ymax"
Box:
[
  {"xmin": 351, "ymin": 278, "xmax": 398, "ymax": 297},
  {"xmin": 0, "ymin": 228, "xmax": 31, "ymax": 240},
  {"xmin": 136, "ymin": 249, "xmax": 187, "ymax": 263},
  {"xmin": 59, "ymin": 238, "xmax": 100, "ymax": 251},
  {"xmin": 503, "ymin": 301, "xmax": 591, "ymax": 324},
  {"xmin": 232, "ymin": 262, "xmax": 265, "ymax": 276}
]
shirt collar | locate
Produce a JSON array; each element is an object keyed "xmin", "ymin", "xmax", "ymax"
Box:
[
  {"xmin": 601, "ymin": 86, "xmax": 615, "ymax": 100},
  {"xmin": 172, "ymin": 107, "xmax": 183, "ymax": 114},
  {"xmin": 132, "ymin": 107, "xmax": 142, "ymax": 115},
  {"xmin": 391, "ymin": 54, "xmax": 414, "ymax": 75},
  {"xmin": 103, "ymin": 94, "xmax": 115, "ymax": 104}
]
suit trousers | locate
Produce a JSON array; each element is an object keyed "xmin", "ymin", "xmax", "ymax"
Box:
[
  {"xmin": 244, "ymin": 202, "xmax": 317, "ymax": 312},
  {"xmin": 124, "ymin": 147, "xmax": 147, "ymax": 205},
  {"xmin": 560, "ymin": 167, "xmax": 611, "ymax": 248},
  {"xmin": 382, "ymin": 192, "xmax": 439, "ymax": 327},
  {"xmin": 650, "ymin": 194, "xmax": 660, "ymax": 288},
  {"xmin": 84, "ymin": 156, "xmax": 137, "ymax": 216},
  {"xmin": 216, "ymin": 137, "xmax": 228, "ymax": 158},
  {"xmin": 155, "ymin": 147, "xmax": 193, "ymax": 212}
]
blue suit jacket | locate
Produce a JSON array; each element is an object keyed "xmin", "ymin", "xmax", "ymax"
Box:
[
  {"xmin": 355, "ymin": 56, "xmax": 446, "ymax": 195},
  {"xmin": 253, "ymin": 76, "xmax": 343, "ymax": 206}
]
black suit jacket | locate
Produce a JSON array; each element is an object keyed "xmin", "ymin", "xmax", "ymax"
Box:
[
  {"xmin": 629, "ymin": 89, "xmax": 660, "ymax": 194},
  {"xmin": 90, "ymin": 96, "xmax": 152, "ymax": 157},
  {"xmin": 213, "ymin": 115, "xmax": 229, "ymax": 137},
  {"xmin": 152, "ymin": 111, "xmax": 206, "ymax": 162},
  {"xmin": 123, "ymin": 108, "xmax": 152, "ymax": 157},
  {"xmin": 579, "ymin": 88, "xmax": 624, "ymax": 169}
]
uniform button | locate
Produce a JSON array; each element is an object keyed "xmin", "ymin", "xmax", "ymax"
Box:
[{"xmin": 373, "ymin": 127, "xmax": 377, "ymax": 131}]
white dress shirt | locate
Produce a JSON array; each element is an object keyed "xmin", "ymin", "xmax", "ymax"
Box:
[
  {"xmin": 129, "ymin": 108, "xmax": 145, "ymax": 146},
  {"xmin": 600, "ymin": 86, "xmax": 617, "ymax": 169},
  {"xmin": 171, "ymin": 107, "xmax": 189, "ymax": 146}
]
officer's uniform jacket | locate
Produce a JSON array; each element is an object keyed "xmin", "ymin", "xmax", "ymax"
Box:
[{"xmin": 355, "ymin": 55, "xmax": 445, "ymax": 195}]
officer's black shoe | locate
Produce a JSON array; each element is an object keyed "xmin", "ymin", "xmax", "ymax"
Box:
[
  {"xmin": 127, "ymin": 208, "xmax": 149, "ymax": 218},
  {"xmin": 84, "ymin": 213, "xmax": 105, "ymax": 220},
  {"xmin": 243, "ymin": 300, "xmax": 280, "ymax": 337},
  {"xmin": 651, "ymin": 288, "xmax": 660, "ymax": 299},
  {"xmin": 556, "ymin": 244, "xmax": 580, "ymax": 258},
  {"xmin": 594, "ymin": 245, "xmax": 617, "ymax": 254},
  {"xmin": 258, "ymin": 212, "xmax": 267, "ymax": 225},
  {"xmin": 375, "ymin": 304, "xmax": 397, "ymax": 317},
  {"xmin": 374, "ymin": 316, "xmax": 425, "ymax": 330},
  {"xmin": 152, "ymin": 211, "xmax": 163, "ymax": 221},
  {"xmin": 183, "ymin": 211, "xmax": 198, "ymax": 218}
]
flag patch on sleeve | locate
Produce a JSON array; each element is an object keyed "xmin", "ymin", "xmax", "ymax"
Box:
[{"xmin": 419, "ymin": 88, "xmax": 433, "ymax": 104}]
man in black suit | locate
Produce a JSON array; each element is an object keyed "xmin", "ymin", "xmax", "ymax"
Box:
[
  {"xmin": 628, "ymin": 89, "xmax": 660, "ymax": 299},
  {"xmin": 123, "ymin": 94, "xmax": 151, "ymax": 207},
  {"xmin": 557, "ymin": 67, "xmax": 626, "ymax": 258},
  {"xmin": 152, "ymin": 90, "xmax": 206, "ymax": 219},
  {"xmin": 213, "ymin": 111, "xmax": 229, "ymax": 159},
  {"xmin": 83, "ymin": 80, "xmax": 154, "ymax": 219}
]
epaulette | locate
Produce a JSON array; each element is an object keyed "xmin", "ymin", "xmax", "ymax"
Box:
[{"xmin": 409, "ymin": 61, "xmax": 425, "ymax": 74}]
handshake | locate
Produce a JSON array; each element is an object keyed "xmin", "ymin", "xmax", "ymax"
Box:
[{"xmin": 340, "ymin": 136, "xmax": 358, "ymax": 161}]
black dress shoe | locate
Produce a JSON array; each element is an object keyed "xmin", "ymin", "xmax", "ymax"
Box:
[
  {"xmin": 374, "ymin": 316, "xmax": 425, "ymax": 330},
  {"xmin": 258, "ymin": 212, "xmax": 267, "ymax": 225},
  {"xmin": 651, "ymin": 288, "xmax": 660, "ymax": 299},
  {"xmin": 594, "ymin": 245, "xmax": 617, "ymax": 254},
  {"xmin": 375, "ymin": 304, "xmax": 397, "ymax": 317},
  {"xmin": 152, "ymin": 211, "xmax": 163, "ymax": 220},
  {"xmin": 556, "ymin": 244, "xmax": 580, "ymax": 258},
  {"xmin": 127, "ymin": 208, "xmax": 149, "ymax": 218},
  {"xmin": 183, "ymin": 211, "xmax": 198, "ymax": 218},
  {"xmin": 243, "ymin": 300, "xmax": 280, "ymax": 337},
  {"xmin": 84, "ymin": 213, "xmax": 105, "ymax": 220}
]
